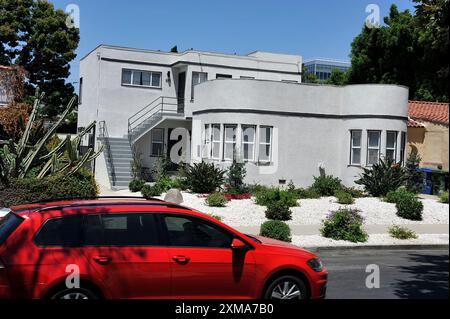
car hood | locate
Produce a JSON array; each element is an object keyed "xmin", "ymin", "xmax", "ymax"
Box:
[{"xmin": 251, "ymin": 235, "xmax": 317, "ymax": 258}]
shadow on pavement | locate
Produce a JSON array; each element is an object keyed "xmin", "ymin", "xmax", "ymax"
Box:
[{"xmin": 393, "ymin": 253, "xmax": 449, "ymax": 299}]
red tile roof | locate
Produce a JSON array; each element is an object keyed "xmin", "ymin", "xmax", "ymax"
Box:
[
  {"xmin": 409, "ymin": 100, "xmax": 449, "ymax": 126},
  {"xmin": 407, "ymin": 118, "xmax": 425, "ymax": 128}
]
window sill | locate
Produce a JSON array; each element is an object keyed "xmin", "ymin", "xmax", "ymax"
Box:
[{"xmin": 121, "ymin": 84, "xmax": 162, "ymax": 90}]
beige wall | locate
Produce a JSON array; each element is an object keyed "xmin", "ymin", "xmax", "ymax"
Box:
[{"xmin": 408, "ymin": 121, "xmax": 449, "ymax": 171}]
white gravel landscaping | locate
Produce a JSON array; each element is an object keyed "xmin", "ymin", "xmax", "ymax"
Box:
[
  {"xmin": 292, "ymin": 234, "xmax": 450, "ymax": 248},
  {"xmin": 174, "ymin": 192, "xmax": 449, "ymax": 228}
]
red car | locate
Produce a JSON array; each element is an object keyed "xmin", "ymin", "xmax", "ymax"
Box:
[{"xmin": 0, "ymin": 198, "xmax": 327, "ymax": 299}]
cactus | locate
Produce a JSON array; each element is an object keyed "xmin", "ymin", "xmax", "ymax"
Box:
[{"xmin": 0, "ymin": 93, "xmax": 103, "ymax": 185}]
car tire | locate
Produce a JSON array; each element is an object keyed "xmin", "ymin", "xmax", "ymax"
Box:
[
  {"xmin": 50, "ymin": 288, "xmax": 99, "ymax": 300},
  {"xmin": 263, "ymin": 275, "xmax": 308, "ymax": 300}
]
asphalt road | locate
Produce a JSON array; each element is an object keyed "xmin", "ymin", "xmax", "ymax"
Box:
[{"xmin": 318, "ymin": 248, "xmax": 449, "ymax": 299}]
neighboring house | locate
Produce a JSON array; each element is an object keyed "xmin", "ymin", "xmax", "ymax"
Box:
[
  {"xmin": 78, "ymin": 45, "xmax": 408, "ymax": 189},
  {"xmin": 408, "ymin": 100, "xmax": 449, "ymax": 171},
  {"xmin": 303, "ymin": 58, "xmax": 350, "ymax": 83},
  {"xmin": 0, "ymin": 65, "xmax": 14, "ymax": 107}
]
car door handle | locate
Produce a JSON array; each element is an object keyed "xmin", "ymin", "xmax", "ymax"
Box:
[
  {"xmin": 93, "ymin": 256, "xmax": 112, "ymax": 265},
  {"xmin": 172, "ymin": 256, "xmax": 190, "ymax": 264}
]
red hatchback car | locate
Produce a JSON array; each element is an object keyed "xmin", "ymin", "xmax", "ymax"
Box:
[{"xmin": 0, "ymin": 198, "xmax": 327, "ymax": 299}]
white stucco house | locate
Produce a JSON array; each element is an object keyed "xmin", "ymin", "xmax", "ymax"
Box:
[{"xmin": 78, "ymin": 45, "xmax": 409, "ymax": 189}]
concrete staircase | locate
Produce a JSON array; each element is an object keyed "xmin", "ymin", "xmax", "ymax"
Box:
[{"xmin": 99, "ymin": 137, "xmax": 133, "ymax": 189}]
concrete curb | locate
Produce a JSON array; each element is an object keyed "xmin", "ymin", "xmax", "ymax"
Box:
[{"xmin": 305, "ymin": 244, "xmax": 449, "ymax": 253}]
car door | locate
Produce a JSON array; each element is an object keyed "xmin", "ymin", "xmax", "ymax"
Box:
[
  {"xmin": 159, "ymin": 214, "xmax": 257, "ymax": 299},
  {"xmin": 79, "ymin": 208, "xmax": 171, "ymax": 299}
]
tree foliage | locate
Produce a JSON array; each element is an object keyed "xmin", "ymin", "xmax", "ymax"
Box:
[
  {"xmin": 0, "ymin": 0, "xmax": 80, "ymax": 115},
  {"xmin": 348, "ymin": 2, "xmax": 449, "ymax": 102}
]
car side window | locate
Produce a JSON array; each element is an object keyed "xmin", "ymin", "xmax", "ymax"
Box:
[
  {"xmin": 83, "ymin": 213, "xmax": 159, "ymax": 246},
  {"xmin": 162, "ymin": 215, "xmax": 232, "ymax": 248},
  {"xmin": 34, "ymin": 215, "xmax": 82, "ymax": 247}
]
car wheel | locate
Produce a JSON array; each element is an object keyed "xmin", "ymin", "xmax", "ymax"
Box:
[
  {"xmin": 264, "ymin": 275, "xmax": 308, "ymax": 300},
  {"xmin": 50, "ymin": 288, "xmax": 99, "ymax": 300}
]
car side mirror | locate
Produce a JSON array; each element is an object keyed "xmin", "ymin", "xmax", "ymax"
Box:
[{"xmin": 231, "ymin": 238, "xmax": 247, "ymax": 250}]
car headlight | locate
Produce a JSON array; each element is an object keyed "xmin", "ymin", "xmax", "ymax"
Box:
[{"xmin": 307, "ymin": 258, "xmax": 324, "ymax": 272}]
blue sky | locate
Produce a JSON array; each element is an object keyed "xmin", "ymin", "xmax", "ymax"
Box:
[{"xmin": 50, "ymin": 0, "xmax": 416, "ymax": 87}]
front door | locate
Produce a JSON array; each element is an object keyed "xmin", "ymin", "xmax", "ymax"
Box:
[
  {"xmin": 159, "ymin": 214, "xmax": 257, "ymax": 299},
  {"xmin": 177, "ymin": 72, "xmax": 186, "ymax": 113},
  {"xmin": 79, "ymin": 209, "xmax": 171, "ymax": 299}
]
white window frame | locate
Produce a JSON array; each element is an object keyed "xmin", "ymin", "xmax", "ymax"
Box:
[
  {"xmin": 385, "ymin": 131, "xmax": 398, "ymax": 162},
  {"xmin": 367, "ymin": 130, "xmax": 381, "ymax": 166},
  {"xmin": 210, "ymin": 124, "xmax": 221, "ymax": 160},
  {"xmin": 258, "ymin": 126, "xmax": 273, "ymax": 163},
  {"xmin": 350, "ymin": 130, "xmax": 362, "ymax": 165},
  {"xmin": 223, "ymin": 125, "xmax": 237, "ymax": 161},
  {"xmin": 242, "ymin": 125, "xmax": 256, "ymax": 162},
  {"xmin": 151, "ymin": 128, "xmax": 164, "ymax": 157},
  {"xmin": 122, "ymin": 69, "xmax": 162, "ymax": 88},
  {"xmin": 203, "ymin": 124, "xmax": 211, "ymax": 159}
]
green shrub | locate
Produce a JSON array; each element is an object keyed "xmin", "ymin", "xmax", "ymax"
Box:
[
  {"xmin": 384, "ymin": 188, "xmax": 411, "ymax": 204},
  {"xmin": 0, "ymin": 171, "xmax": 99, "ymax": 207},
  {"xmin": 141, "ymin": 184, "xmax": 163, "ymax": 198},
  {"xmin": 296, "ymin": 187, "xmax": 321, "ymax": 199},
  {"xmin": 260, "ymin": 220, "xmax": 292, "ymax": 242},
  {"xmin": 405, "ymin": 152, "xmax": 423, "ymax": 193},
  {"xmin": 355, "ymin": 158, "xmax": 407, "ymax": 197},
  {"xmin": 396, "ymin": 194, "xmax": 423, "ymax": 221},
  {"xmin": 205, "ymin": 193, "xmax": 228, "ymax": 207},
  {"xmin": 335, "ymin": 191, "xmax": 355, "ymax": 205},
  {"xmin": 389, "ymin": 225, "xmax": 418, "ymax": 240},
  {"xmin": 226, "ymin": 161, "xmax": 247, "ymax": 194},
  {"xmin": 129, "ymin": 179, "xmax": 145, "ymax": 193},
  {"xmin": 185, "ymin": 162, "xmax": 226, "ymax": 193},
  {"xmin": 155, "ymin": 176, "xmax": 176, "ymax": 193},
  {"xmin": 440, "ymin": 191, "xmax": 449, "ymax": 204},
  {"xmin": 341, "ymin": 186, "xmax": 366, "ymax": 198},
  {"xmin": 247, "ymin": 184, "xmax": 269, "ymax": 196},
  {"xmin": 265, "ymin": 201, "xmax": 293, "ymax": 221},
  {"xmin": 254, "ymin": 188, "xmax": 298, "ymax": 207},
  {"xmin": 311, "ymin": 175, "xmax": 342, "ymax": 196},
  {"xmin": 321, "ymin": 208, "xmax": 368, "ymax": 243}
]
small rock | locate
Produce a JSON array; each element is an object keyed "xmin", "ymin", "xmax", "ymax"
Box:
[{"xmin": 164, "ymin": 189, "xmax": 183, "ymax": 204}]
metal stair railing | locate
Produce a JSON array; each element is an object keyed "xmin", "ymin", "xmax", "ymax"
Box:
[
  {"xmin": 98, "ymin": 120, "xmax": 116, "ymax": 187},
  {"xmin": 127, "ymin": 96, "xmax": 180, "ymax": 143}
]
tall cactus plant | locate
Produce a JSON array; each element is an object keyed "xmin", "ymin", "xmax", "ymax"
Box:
[{"xmin": 0, "ymin": 93, "xmax": 103, "ymax": 185}]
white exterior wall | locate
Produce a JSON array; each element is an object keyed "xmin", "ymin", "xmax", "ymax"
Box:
[{"xmin": 191, "ymin": 80, "xmax": 409, "ymax": 187}]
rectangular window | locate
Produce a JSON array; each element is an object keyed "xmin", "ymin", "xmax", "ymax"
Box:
[
  {"xmin": 386, "ymin": 131, "xmax": 398, "ymax": 162},
  {"xmin": 151, "ymin": 128, "xmax": 164, "ymax": 157},
  {"xmin": 400, "ymin": 131, "xmax": 407, "ymax": 164},
  {"xmin": 211, "ymin": 124, "xmax": 221, "ymax": 160},
  {"xmin": 191, "ymin": 72, "xmax": 208, "ymax": 100},
  {"xmin": 240, "ymin": 76, "xmax": 255, "ymax": 79},
  {"xmin": 367, "ymin": 130, "xmax": 381, "ymax": 165},
  {"xmin": 122, "ymin": 69, "xmax": 162, "ymax": 88},
  {"xmin": 350, "ymin": 130, "xmax": 362, "ymax": 165},
  {"xmin": 259, "ymin": 126, "xmax": 273, "ymax": 162},
  {"xmin": 34, "ymin": 215, "xmax": 82, "ymax": 247},
  {"xmin": 79, "ymin": 77, "xmax": 83, "ymax": 104},
  {"xmin": 242, "ymin": 125, "xmax": 256, "ymax": 162},
  {"xmin": 216, "ymin": 74, "xmax": 232, "ymax": 79},
  {"xmin": 223, "ymin": 125, "xmax": 237, "ymax": 161}
]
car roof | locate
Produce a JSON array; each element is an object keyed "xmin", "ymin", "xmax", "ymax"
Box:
[{"xmin": 10, "ymin": 197, "xmax": 192, "ymax": 214}]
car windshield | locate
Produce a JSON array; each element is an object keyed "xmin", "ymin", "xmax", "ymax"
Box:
[{"xmin": 0, "ymin": 213, "xmax": 24, "ymax": 245}]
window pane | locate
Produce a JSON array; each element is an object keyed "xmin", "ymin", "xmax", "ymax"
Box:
[
  {"xmin": 242, "ymin": 126, "xmax": 255, "ymax": 143},
  {"xmin": 152, "ymin": 129, "xmax": 163, "ymax": 142},
  {"xmin": 260, "ymin": 127, "xmax": 272, "ymax": 144},
  {"xmin": 122, "ymin": 70, "xmax": 132, "ymax": 84},
  {"xmin": 35, "ymin": 216, "xmax": 82, "ymax": 246},
  {"xmin": 244, "ymin": 143, "xmax": 254, "ymax": 160},
  {"xmin": 152, "ymin": 143, "xmax": 163, "ymax": 156},
  {"xmin": 132, "ymin": 71, "xmax": 142, "ymax": 85},
  {"xmin": 352, "ymin": 148, "xmax": 361, "ymax": 164},
  {"xmin": 368, "ymin": 131, "xmax": 380, "ymax": 147},
  {"xmin": 84, "ymin": 215, "xmax": 103, "ymax": 245},
  {"xmin": 352, "ymin": 131, "xmax": 361, "ymax": 147},
  {"xmin": 259, "ymin": 144, "xmax": 271, "ymax": 162},
  {"xmin": 212, "ymin": 142, "xmax": 220, "ymax": 158},
  {"xmin": 387, "ymin": 132, "xmax": 397, "ymax": 148},
  {"xmin": 368, "ymin": 149, "xmax": 379, "ymax": 165},
  {"xmin": 0, "ymin": 213, "xmax": 23, "ymax": 245},
  {"xmin": 163, "ymin": 216, "xmax": 232, "ymax": 248},
  {"xmin": 142, "ymin": 72, "xmax": 151, "ymax": 86},
  {"xmin": 101, "ymin": 214, "xmax": 158, "ymax": 246},
  {"xmin": 225, "ymin": 126, "xmax": 236, "ymax": 142},
  {"xmin": 386, "ymin": 150, "xmax": 395, "ymax": 161},
  {"xmin": 212, "ymin": 125, "xmax": 220, "ymax": 141},
  {"xmin": 224, "ymin": 143, "xmax": 234, "ymax": 160},
  {"xmin": 199, "ymin": 72, "xmax": 208, "ymax": 82},
  {"xmin": 152, "ymin": 72, "xmax": 161, "ymax": 87}
]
